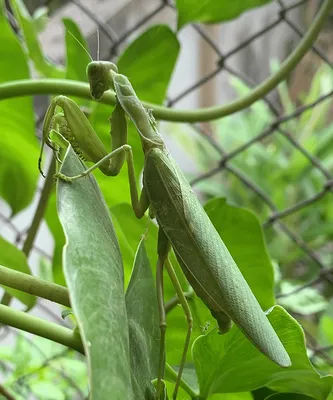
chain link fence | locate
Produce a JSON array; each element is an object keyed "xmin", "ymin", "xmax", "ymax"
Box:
[{"xmin": 1, "ymin": 0, "xmax": 333, "ymax": 394}]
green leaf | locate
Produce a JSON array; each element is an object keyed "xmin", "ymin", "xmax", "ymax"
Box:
[
  {"xmin": 0, "ymin": 237, "xmax": 35, "ymax": 309},
  {"xmin": 176, "ymin": 0, "xmax": 272, "ymax": 28},
  {"xmin": 117, "ymin": 25, "xmax": 179, "ymax": 104},
  {"xmin": 0, "ymin": 1, "xmax": 39, "ymax": 214},
  {"xmin": 64, "ymin": 18, "xmax": 91, "ymax": 82},
  {"xmin": 38, "ymin": 257, "xmax": 53, "ymax": 282},
  {"xmin": 265, "ymin": 394, "xmax": 316, "ymax": 400},
  {"xmin": 125, "ymin": 238, "xmax": 160, "ymax": 400},
  {"xmin": 57, "ymin": 147, "xmax": 133, "ymax": 399},
  {"xmin": 210, "ymin": 393, "xmax": 254, "ymax": 400},
  {"xmin": 10, "ymin": 0, "xmax": 64, "ymax": 78},
  {"xmin": 62, "ymin": 17, "xmax": 92, "ymax": 123},
  {"xmin": 45, "ymin": 193, "xmax": 66, "ymax": 286},
  {"xmin": 32, "ymin": 6, "xmax": 49, "ymax": 33},
  {"xmin": 192, "ymin": 306, "xmax": 333, "ymax": 399},
  {"xmin": 205, "ymin": 198, "xmax": 275, "ymax": 309},
  {"xmin": 30, "ymin": 381, "xmax": 64, "ymax": 400},
  {"xmin": 319, "ymin": 303, "xmax": 333, "ymax": 347}
]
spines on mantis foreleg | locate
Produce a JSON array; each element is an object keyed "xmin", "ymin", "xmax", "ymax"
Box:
[
  {"xmin": 53, "ymin": 114, "xmax": 86, "ymax": 162},
  {"xmin": 39, "ymin": 95, "xmax": 127, "ymax": 177}
]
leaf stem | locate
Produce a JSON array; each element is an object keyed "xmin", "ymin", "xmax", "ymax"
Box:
[
  {"xmin": 0, "ymin": 0, "xmax": 331, "ymax": 122},
  {"xmin": 22, "ymin": 158, "xmax": 56, "ymax": 256},
  {"xmin": 165, "ymin": 363, "xmax": 199, "ymax": 399},
  {"xmin": 0, "ymin": 304, "xmax": 83, "ymax": 353},
  {"xmin": 0, "ymin": 264, "xmax": 70, "ymax": 307}
]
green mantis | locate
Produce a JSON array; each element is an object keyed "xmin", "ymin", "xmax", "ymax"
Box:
[{"xmin": 39, "ymin": 61, "xmax": 291, "ymax": 399}]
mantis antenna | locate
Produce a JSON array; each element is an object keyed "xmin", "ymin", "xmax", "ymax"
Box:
[
  {"xmin": 96, "ymin": 29, "xmax": 100, "ymax": 61},
  {"xmin": 66, "ymin": 30, "xmax": 93, "ymax": 62}
]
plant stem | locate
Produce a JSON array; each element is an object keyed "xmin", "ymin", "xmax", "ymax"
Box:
[
  {"xmin": 165, "ymin": 363, "xmax": 199, "ymax": 399},
  {"xmin": 0, "ymin": 383, "xmax": 15, "ymax": 400},
  {"xmin": 0, "ymin": 0, "xmax": 331, "ymax": 122},
  {"xmin": 165, "ymin": 290, "xmax": 194, "ymax": 314},
  {"xmin": 0, "ymin": 304, "xmax": 83, "ymax": 353},
  {"xmin": 0, "ymin": 265, "xmax": 70, "ymax": 307},
  {"xmin": 22, "ymin": 157, "xmax": 56, "ymax": 256}
]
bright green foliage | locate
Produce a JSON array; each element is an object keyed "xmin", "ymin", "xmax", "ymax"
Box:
[
  {"xmin": 10, "ymin": 0, "xmax": 64, "ymax": 78},
  {"xmin": 0, "ymin": 0, "xmax": 39, "ymax": 214},
  {"xmin": 0, "ymin": 237, "xmax": 35, "ymax": 308},
  {"xmin": 176, "ymin": 0, "xmax": 272, "ymax": 28},
  {"xmin": 192, "ymin": 306, "xmax": 333, "ymax": 399},
  {"xmin": 118, "ymin": 25, "xmax": 180, "ymax": 105}
]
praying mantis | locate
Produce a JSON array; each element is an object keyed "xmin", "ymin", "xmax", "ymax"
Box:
[{"xmin": 39, "ymin": 61, "xmax": 291, "ymax": 399}]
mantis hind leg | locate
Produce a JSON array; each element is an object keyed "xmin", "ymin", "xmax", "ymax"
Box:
[{"xmin": 156, "ymin": 229, "xmax": 193, "ymax": 400}]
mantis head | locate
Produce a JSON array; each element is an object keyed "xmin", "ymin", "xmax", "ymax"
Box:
[{"xmin": 87, "ymin": 61, "xmax": 118, "ymax": 100}]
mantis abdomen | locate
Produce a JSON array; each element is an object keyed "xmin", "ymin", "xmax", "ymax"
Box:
[{"xmin": 144, "ymin": 147, "xmax": 291, "ymax": 368}]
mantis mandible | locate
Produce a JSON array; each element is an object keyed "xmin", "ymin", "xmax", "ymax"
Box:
[{"xmin": 39, "ymin": 61, "xmax": 291, "ymax": 400}]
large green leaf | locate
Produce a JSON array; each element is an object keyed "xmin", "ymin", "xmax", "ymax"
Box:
[
  {"xmin": 0, "ymin": 0, "xmax": 39, "ymax": 214},
  {"xmin": 319, "ymin": 303, "xmax": 333, "ymax": 348},
  {"xmin": 57, "ymin": 147, "xmax": 133, "ymax": 399},
  {"xmin": 265, "ymin": 395, "xmax": 316, "ymax": 400},
  {"xmin": 210, "ymin": 394, "xmax": 254, "ymax": 400},
  {"xmin": 0, "ymin": 237, "xmax": 35, "ymax": 309},
  {"xmin": 205, "ymin": 198, "xmax": 275, "ymax": 309},
  {"xmin": 10, "ymin": 0, "xmax": 64, "ymax": 77},
  {"xmin": 64, "ymin": 18, "xmax": 91, "ymax": 82},
  {"xmin": 45, "ymin": 193, "xmax": 66, "ymax": 286},
  {"xmin": 176, "ymin": 0, "xmax": 272, "ymax": 28},
  {"xmin": 125, "ymin": 238, "xmax": 160, "ymax": 400},
  {"xmin": 63, "ymin": 18, "xmax": 92, "ymax": 108},
  {"xmin": 192, "ymin": 306, "xmax": 333, "ymax": 399},
  {"xmin": 117, "ymin": 25, "xmax": 180, "ymax": 104}
]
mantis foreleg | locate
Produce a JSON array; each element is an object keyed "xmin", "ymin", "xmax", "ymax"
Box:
[{"xmin": 39, "ymin": 96, "xmax": 128, "ymax": 178}]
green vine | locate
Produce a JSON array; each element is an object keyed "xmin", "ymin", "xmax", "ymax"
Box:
[
  {"xmin": 0, "ymin": 304, "xmax": 83, "ymax": 353},
  {"xmin": 0, "ymin": 0, "xmax": 331, "ymax": 122},
  {"xmin": 0, "ymin": 264, "xmax": 70, "ymax": 307}
]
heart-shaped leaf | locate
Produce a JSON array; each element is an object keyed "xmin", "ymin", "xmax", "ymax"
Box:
[{"xmin": 192, "ymin": 306, "xmax": 333, "ymax": 399}]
